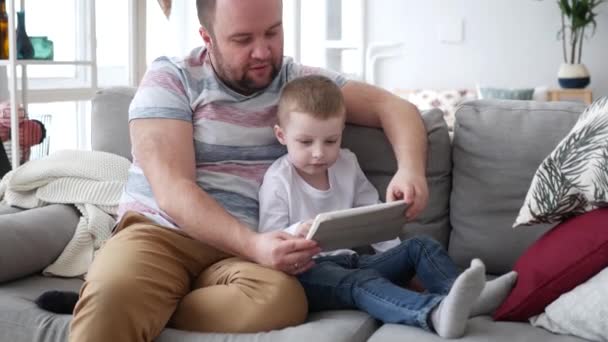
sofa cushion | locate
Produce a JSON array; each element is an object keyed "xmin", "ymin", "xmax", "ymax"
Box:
[
  {"xmin": 514, "ymin": 97, "xmax": 608, "ymax": 227},
  {"xmin": 342, "ymin": 108, "xmax": 452, "ymax": 247},
  {"xmin": 494, "ymin": 208, "xmax": 608, "ymax": 321},
  {"xmin": 0, "ymin": 275, "xmax": 378, "ymax": 342},
  {"xmin": 0, "ymin": 276, "xmax": 81, "ymax": 342},
  {"xmin": 157, "ymin": 311, "xmax": 378, "ymax": 342},
  {"xmin": 0, "ymin": 205, "xmax": 79, "ymax": 283},
  {"xmin": 366, "ymin": 316, "xmax": 586, "ymax": 342},
  {"xmin": 448, "ymin": 100, "xmax": 585, "ymax": 274}
]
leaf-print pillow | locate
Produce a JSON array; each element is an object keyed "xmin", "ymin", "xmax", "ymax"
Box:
[{"xmin": 513, "ymin": 97, "xmax": 608, "ymax": 227}]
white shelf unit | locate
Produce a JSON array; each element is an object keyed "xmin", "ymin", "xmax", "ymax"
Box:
[
  {"xmin": 4, "ymin": 0, "xmax": 97, "ymax": 169},
  {"xmin": 0, "ymin": 60, "xmax": 94, "ymax": 66}
]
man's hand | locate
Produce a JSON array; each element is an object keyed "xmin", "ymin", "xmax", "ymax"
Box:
[
  {"xmin": 386, "ymin": 168, "xmax": 428, "ymax": 220},
  {"xmin": 249, "ymin": 230, "xmax": 320, "ymax": 275}
]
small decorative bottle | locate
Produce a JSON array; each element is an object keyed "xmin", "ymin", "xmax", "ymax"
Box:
[
  {"xmin": 0, "ymin": 0, "xmax": 8, "ymax": 59},
  {"xmin": 16, "ymin": 11, "xmax": 33, "ymax": 59}
]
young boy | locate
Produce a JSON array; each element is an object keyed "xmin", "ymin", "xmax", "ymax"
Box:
[{"xmin": 258, "ymin": 75, "xmax": 517, "ymax": 338}]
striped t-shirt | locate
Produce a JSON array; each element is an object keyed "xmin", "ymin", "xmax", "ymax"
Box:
[{"xmin": 117, "ymin": 46, "xmax": 347, "ymax": 229}]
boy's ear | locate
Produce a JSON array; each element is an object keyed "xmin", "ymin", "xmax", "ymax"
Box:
[{"xmin": 274, "ymin": 124, "xmax": 287, "ymax": 145}]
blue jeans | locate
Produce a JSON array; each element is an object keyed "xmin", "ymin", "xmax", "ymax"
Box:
[{"xmin": 297, "ymin": 236, "xmax": 460, "ymax": 331}]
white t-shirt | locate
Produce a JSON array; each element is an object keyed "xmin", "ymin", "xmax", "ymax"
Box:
[{"xmin": 258, "ymin": 148, "xmax": 400, "ymax": 255}]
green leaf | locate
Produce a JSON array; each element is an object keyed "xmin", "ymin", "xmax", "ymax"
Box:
[{"xmin": 558, "ymin": 0, "xmax": 572, "ymax": 16}]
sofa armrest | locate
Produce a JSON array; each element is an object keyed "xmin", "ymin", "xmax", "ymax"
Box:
[{"xmin": 0, "ymin": 204, "xmax": 79, "ymax": 283}]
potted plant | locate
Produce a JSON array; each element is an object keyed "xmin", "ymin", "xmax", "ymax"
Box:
[{"xmin": 557, "ymin": 0, "xmax": 605, "ymax": 88}]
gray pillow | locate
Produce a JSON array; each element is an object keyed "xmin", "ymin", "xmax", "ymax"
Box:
[
  {"xmin": 477, "ymin": 86, "xmax": 535, "ymax": 100},
  {"xmin": 0, "ymin": 205, "xmax": 79, "ymax": 283},
  {"xmin": 91, "ymin": 87, "xmax": 136, "ymax": 161},
  {"xmin": 448, "ymin": 100, "xmax": 585, "ymax": 274},
  {"xmin": 342, "ymin": 108, "xmax": 452, "ymax": 247}
]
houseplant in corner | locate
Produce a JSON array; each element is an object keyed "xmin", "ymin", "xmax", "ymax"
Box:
[{"xmin": 557, "ymin": 0, "xmax": 605, "ymax": 88}]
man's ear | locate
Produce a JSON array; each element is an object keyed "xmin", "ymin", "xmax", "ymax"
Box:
[
  {"xmin": 274, "ymin": 124, "xmax": 287, "ymax": 145},
  {"xmin": 199, "ymin": 27, "xmax": 213, "ymax": 48}
]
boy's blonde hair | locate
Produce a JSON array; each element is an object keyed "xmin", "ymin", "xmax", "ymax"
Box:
[{"xmin": 277, "ymin": 75, "xmax": 345, "ymax": 125}]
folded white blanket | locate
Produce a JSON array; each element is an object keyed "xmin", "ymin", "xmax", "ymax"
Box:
[{"xmin": 0, "ymin": 150, "xmax": 130, "ymax": 277}]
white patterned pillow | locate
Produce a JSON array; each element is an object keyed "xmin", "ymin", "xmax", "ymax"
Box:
[
  {"xmin": 402, "ymin": 89, "xmax": 476, "ymax": 132},
  {"xmin": 513, "ymin": 97, "xmax": 608, "ymax": 227},
  {"xmin": 530, "ymin": 266, "xmax": 608, "ymax": 342}
]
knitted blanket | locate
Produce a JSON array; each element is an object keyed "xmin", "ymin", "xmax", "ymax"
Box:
[{"xmin": 0, "ymin": 150, "xmax": 130, "ymax": 277}]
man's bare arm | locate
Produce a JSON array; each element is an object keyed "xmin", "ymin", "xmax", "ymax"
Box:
[
  {"xmin": 130, "ymin": 118, "xmax": 319, "ymax": 271},
  {"xmin": 341, "ymin": 81, "xmax": 429, "ymax": 218}
]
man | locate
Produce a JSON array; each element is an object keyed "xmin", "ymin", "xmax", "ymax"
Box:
[{"xmin": 70, "ymin": 0, "xmax": 428, "ymax": 341}]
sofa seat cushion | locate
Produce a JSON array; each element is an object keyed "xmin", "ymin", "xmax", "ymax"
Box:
[
  {"xmin": 0, "ymin": 276, "xmax": 80, "ymax": 342},
  {"xmin": 0, "ymin": 276, "xmax": 378, "ymax": 342},
  {"xmin": 170, "ymin": 311, "xmax": 379, "ymax": 342},
  {"xmin": 448, "ymin": 100, "xmax": 586, "ymax": 274},
  {"xmin": 366, "ymin": 316, "xmax": 587, "ymax": 342}
]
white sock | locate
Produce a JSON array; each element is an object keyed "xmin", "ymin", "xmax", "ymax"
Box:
[
  {"xmin": 470, "ymin": 271, "xmax": 518, "ymax": 317},
  {"xmin": 430, "ymin": 259, "xmax": 485, "ymax": 339}
]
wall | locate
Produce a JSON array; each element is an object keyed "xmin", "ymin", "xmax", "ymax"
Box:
[{"xmin": 367, "ymin": 0, "xmax": 608, "ymax": 97}]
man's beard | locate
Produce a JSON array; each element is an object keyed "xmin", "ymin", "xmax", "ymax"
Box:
[{"xmin": 210, "ymin": 48, "xmax": 281, "ymax": 96}]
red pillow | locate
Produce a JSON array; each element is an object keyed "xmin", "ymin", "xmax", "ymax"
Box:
[{"xmin": 494, "ymin": 208, "xmax": 608, "ymax": 321}]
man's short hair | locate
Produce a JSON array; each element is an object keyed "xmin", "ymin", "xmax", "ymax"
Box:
[
  {"xmin": 196, "ymin": 0, "xmax": 216, "ymax": 33},
  {"xmin": 277, "ymin": 75, "xmax": 345, "ymax": 125}
]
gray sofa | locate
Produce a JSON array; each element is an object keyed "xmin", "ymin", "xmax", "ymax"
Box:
[{"xmin": 0, "ymin": 87, "xmax": 590, "ymax": 342}]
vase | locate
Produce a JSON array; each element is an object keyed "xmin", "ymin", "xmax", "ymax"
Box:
[
  {"xmin": 0, "ymin": 0, "xmax": 8, "ymax": 59},
  {"xmin": 557, "ymin": 63, "xmax": 590, "ymax": 89},
  {"xmin": 16, "ymin": 11, "xmax": 34, "ymax": 59},
  {"xmin": 30, "ymin": 36, "xmax": 54, "ymax": 60}
]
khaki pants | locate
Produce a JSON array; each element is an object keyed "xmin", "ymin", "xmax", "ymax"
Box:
[{"xmin": 69, "ymin": 212, "xmax": 308, "ymax": 342}]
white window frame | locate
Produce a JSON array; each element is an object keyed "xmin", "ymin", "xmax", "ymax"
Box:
[
  {"xmin": 130, "ymin": 0, "xmax": 147, "ymax": 85},
  {"xmin": 11, "ymin": 0, "xmax": 98, "ymax": 105},
  {"xmin": 8, "ymin": 0, "xmax": 146, "ymax": 105},
  {"xmin": 286, "ymin": 0, "xmax": 367, "ymax": 80},
  {"xmin": 3, "ymin": 0, "xmax": 144, "ymax": 168}
]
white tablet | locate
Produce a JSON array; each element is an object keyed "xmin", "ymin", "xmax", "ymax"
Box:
[{"xmin": 305, "ymin": 200, "xmax": 408, "ymax": 251}]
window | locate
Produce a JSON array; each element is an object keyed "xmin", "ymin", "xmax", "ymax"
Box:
[
  {"xmin": 146, "ymin": 0, "xmax": 200, "ymax": 65},
  {"xmin": 286, "ymin": 0, "xmax": 366, "ymax": 79},
  {"xmin": 22, "ymin": 0, "xmax": 131, "ymax": 91},
  {"xmin": 96, "ymin": 1, "xmax": 130, "ymax": 87},
  {"xmin": 0, "ymin": 0, "xmax": 132, "ymax": 160},
  {"xmin": 28, "ymin": 101, "xmax": 91, "ymax": 151},
  {"xmin": 143, "ymin": 1, "xmax": 366, "ymax": 78},
  {"xmin": 0, "ymin": 1, "xmax": 366, "ymax": 162},
  {"xmin": 21, "ymin": 0, "xmax": 92, "ymax": 92}
]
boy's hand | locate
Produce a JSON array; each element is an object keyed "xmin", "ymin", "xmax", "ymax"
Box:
[
  {"xmin": 386, "ymin": 168, "xmax": 428, "ymax": 220},
  {"xmin": 294, "ymin": 220, "xmax": 313, "ymax": 238}
]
